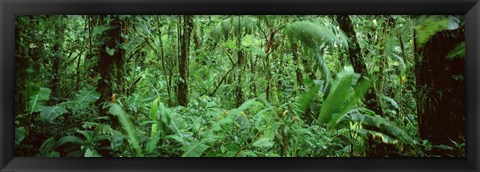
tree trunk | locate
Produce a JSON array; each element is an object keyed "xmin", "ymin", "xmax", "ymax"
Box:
[
  {"xmin": 95, "ymin": 15, "xmax": 125, "ymax": 113},
  {"xmin": 336, "ymin": 15, "xmax": 386, "ymax": 157},
  {"xmin": 337, "ymin": 15, "xmax": 383, "ymax": 116},
  {"xmin": 235, "ymin": 17, "xmax": 245, "ymax": 107},
  {"xmin": 415, "ymin": 26, "xmax": 465, "ymax": 155},
  {"xmin": 177, "ymin": 15, "xmax": 193, "ymax": 107},
  {"xmin": 50, "ymin": 17, "xmax": 65, "ymax": 104},
  {"xmin": 15, "ymin": 18, "xmax": 27, "ymax": 115},
  {"xmin": 236, "ymin": 49, "xmax": 244, "ymax": 107},
  {"xmin": 291, "ymin": 43, "xmax": 303, "ymax": 89}
]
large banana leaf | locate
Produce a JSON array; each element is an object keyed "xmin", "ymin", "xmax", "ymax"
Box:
[
  {"xmin": 295, "ymin": 81, "xmax": 321, "ymax": 117},
  {"xmin": 15, "ymin": 127, "xmax": 26, "ymax": 145},
  {"xmin": 182, "ymin": 141, "xmax": 210, "ymax": 157},
  {"xmin": 318, "ymin": 66, "xmax": 355, "ymax": 125},
  {"xmin": 108, "ymin": 103, "xmax": 143, "ymax": 157},
  {"xmin": 350, "ymin": 108, "xmax": 413, "ymax": 143},
  {"xmin": 27, "ymin": 87, "xmax": 51, "ymax": 113},
  {"xmin": 319, "ymin": 66, "xmax": 371, "ymax": 129}
]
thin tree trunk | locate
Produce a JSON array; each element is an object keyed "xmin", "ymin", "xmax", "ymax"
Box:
[
  {"xmin": 336, "ymin": 15, "xmax": 385, "ymax": 157},
  {"xmin": 50, "ymin": 17, "xmax": 65, "ymax": 104},
  {"xmin": 291, "ymin": 43, "xmax": 303, "ymax": 90},
  {"xmin": 235, "ymin": 17, "xmax": 244, "ymax": 107},
  {"xmin": 177, "ymin": 15, "xmax": 193, "ymax": 106},
  {"xmin": 264, "ymin": 26, "xmax": 277, "ymax": 102},
  {"xmin": 336, "ymin": 15, "xmax": 382, "ymax": 116},
  {"xmin": 157, "ymin": 18, "xmax": 173, "ymax": 106}
]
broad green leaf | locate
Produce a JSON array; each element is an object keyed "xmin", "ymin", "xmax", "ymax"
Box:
[
  {"xmin": 106, "ymin": 47, "xmax": 115, "ymax": 56},
  {"xmin": 446, "ymin": 42, "xmax": 465, "ymax": 59},
  {"xmin": 93, "ymin": 25, "xmax": 111, "ymax": 36},
  {"xmin": 110, "ymin": 131, "xmax": 124, "ymax": 150},
  {"xmin": 241, "ymin": 150, "xmax": 258, "ymax": 157},
  {"xmin": 415, "ymin": 16, "xmax": 450, "ymax": 48},
  {"xmin": 40, "ymin": 106, "xmax": 67, "ymax": 122},
  {"xmin": 252, "ymin": 138, "xmax": 274, "ymax": 148},
  {"xmin": 15, "ymin": 127, "xmax": 26, "ymax": 145},
  {"xmin": 295, "ymin": 82, "xmax": 321, "ymax": 116},
  {"xmin": 324, "ymin": 70, "xmax": 370, "ymax": 130},
  {"xmin": 211, "ymin": 16, "xmax": 257, "ymax": 41},
  {"xmin": 356, "ymin": 129, "xmax": 399, "ymax": 144},
  {"xmin": 93, "ymin": 134, "xmax": 111, "ymax": 143},
  {"xmin": 237, "ymin": 98, "xmax": 257, "ymax": 112},
  {"xmin": 38, "ymin": 137, "xmax": 57, "ymax": 157},
  {"xmin": 317, "ymin": 53, "xmax": 331, "ymax": 94},
  {"xmin": 381, "ymin": 95, "xmax": 399, "ymax": 109},
  {"xmin": 56, "ymin": 136, "xmax": 84, "ymax": 147},
  {"xmin": 159, "ymin": 102, "xmax": 171, "ymax": 129},
  {"xmin": 201, "ymin": 130, "xmax": 221, "ymax": 144},
  {"xmin": 169, "ymin": 118, "xmax": 188, "ymax": 131},
  {"xmin": 249, "ymin": 45, "xmax": 266, "ymax": 57},
  {"xmin": 67, "ymin": 150, "xmax": 84, "ymax": 157},
  {"xmin": 76, "ymin": 130, "xmax": 93, "ymax": 142},
  {"xmin": 84, "ymin": 148, "xmax": 102, "ymax": 157},
  {"xmin": 166, "ymin": 134, "xmax": 184, "ymax": 143},
  {"xmin": 151, "ymin": 123, "xmax": 158, "ymax": 137},
  {"xmin": 286, "ymin": 21, "xmax": 348, "ymax": 51},
  {"xmin": 82, "ymin": 122, "xmax": 100, "ymax": 129},
  {"xmin": 318, "ymin": 66, "xmax": 355, "ymax": 125},
  {"xmin": 222, "ymin": 19, "xmax": 231, "ymax": 39},
  {"xmin": 182, "ymin": 142, "xmax": 209, "ymax": 157},
  {"xmin": 350, "ymin": 109, "xmax": 413, "ymax": 143},
  {"xmin": 108, "ymin": 103, "xmax": 143, "ymax": 157},
  {"xmin": 44, "ymin": 151, "xmax": 60, "ymax": 157},
  {"xmin": 75, "ymin": 86, "xmax": 100, "ymax": 110},
  {"xmin": 146, "ymin": 134, "xmax": 160, "ymax": 154},
  {"xmin": 433, "ymin": 144, "xmax": 454, "ymax": 150},
  {"xmin": 352, "ymin": 76, "xmax": 371, "ymax": 103},
  {"xmin": 28, "ymin": 87, "xmax": 51, "ymax": 113},
  {"xmin": 167, "ymin": 117, "xmax": 186, "ymax": 144},
  {"xmin": 150, "ymin": 98, "xmax": 159, "ymax": 120}
]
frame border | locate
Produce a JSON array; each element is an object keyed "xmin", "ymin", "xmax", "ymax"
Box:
[{"xmin": 1, "ymin": 0, "xmax": 479, "ymax": 172}]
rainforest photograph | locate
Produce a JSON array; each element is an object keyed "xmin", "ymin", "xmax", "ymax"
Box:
[{"xmin": 14, "ymin": 15, "xmax": 465, "ymax": 157}]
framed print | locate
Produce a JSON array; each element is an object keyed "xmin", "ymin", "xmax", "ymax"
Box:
[{"xmin": 1, "ymin": 0, "xmax": 479, "ymax": 171}]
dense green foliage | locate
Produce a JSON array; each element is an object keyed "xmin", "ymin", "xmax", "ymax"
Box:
[{"xmin": 15, "ymin": 15, "xmax": 465, "ymax": 157}]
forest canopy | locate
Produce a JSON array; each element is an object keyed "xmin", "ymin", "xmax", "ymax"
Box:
[{"xmin": 14, "ymin": 15, "xmax": 465, "ymax": 157}]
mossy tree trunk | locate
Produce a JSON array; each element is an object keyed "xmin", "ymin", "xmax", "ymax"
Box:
[
  {"xmin": 177, "ymin": 15, "xmax": 193, "ymax": 107},
  {"xmin": 95, "ymin": 15, "xmax": 125, "ymax": 113},
  {"xmin": 415, "ymin": 26, "xmax": 465, "ymax": 155}
]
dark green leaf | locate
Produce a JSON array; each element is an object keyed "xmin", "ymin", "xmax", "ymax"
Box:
[
  {"xmin": 40, "ymin": 106, "xmax": 67, "ymax": 122},
  {"xmin": 15, "ymin": 127, "xmax": 26, "ymax": 145}
]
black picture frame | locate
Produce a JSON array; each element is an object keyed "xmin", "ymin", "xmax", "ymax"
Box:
[{"xmin": 1, "ymin": 0, "xmax": 479, "ymax": 172}]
